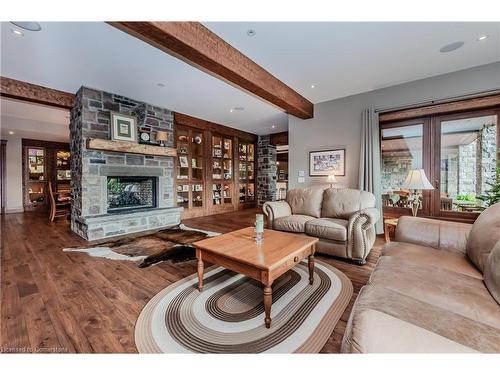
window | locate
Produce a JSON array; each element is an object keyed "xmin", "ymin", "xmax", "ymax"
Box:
[
  {"xmin": 381, "ymin": 124, "xmax": 423, "ymax": 210},
  {"xmin": 380, "ymin": 107, "xmax": 499, "ymax": 221},
  {"xmin": 438, "ymin": 114, "xmax": 497, "ymax": 213}
]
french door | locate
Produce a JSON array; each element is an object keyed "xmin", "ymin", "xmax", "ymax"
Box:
[
  {"xmin": 380, "ymin": 107, "xmax": 499, "ymax": 222},
  {"xmin": 431, "ymin": 109, "xmax": 499, "ymax": 222}
]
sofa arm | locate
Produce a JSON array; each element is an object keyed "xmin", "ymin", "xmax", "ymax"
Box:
[
  {"xmin": 395, "ymin": 216, "xmax": 472, "ymax": 254},
  {"xmin": 262, "ymin": 201, "xmax": 292, "ymax": 229},
  {"xmin": 348, "ymin": 208, "xmax": 380, "ymax": 261}
]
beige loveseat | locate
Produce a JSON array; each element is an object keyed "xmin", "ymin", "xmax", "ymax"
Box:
[
  {"xmin": 341, "ymin": 202, "xmax": 500, "ymax": 353},
  {"xmin": 263, "ymin": 187, "xmax": 380, "ymax": 264}
]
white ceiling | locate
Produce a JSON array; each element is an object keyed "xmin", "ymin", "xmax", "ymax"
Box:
[
  {"xmin": 0, "ymin": 22, "xmax": 287, "ymax": 135},
  {"xmin": 1, "ymin": 22, "xmax": 499, "ymax": 136},
  {"xmin": 205, "ymin": 22, "xmax": 500, "ymax": 104},
  {"xmin": 0, "ymin": 98, "xmax": 70, "ymax": 142}
]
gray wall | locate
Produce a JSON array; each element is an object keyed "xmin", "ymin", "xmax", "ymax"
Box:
[{"xmin": 289, "ymin": 62, "xmax": 500, "ymax": 189}]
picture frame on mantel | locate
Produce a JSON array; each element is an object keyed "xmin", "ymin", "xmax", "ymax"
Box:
[
  {"xmin": 309, "ymin": 148, "xmax": 346, "ymax": 176},
  {"xmin": 110, "ymin": 112, "xmax": 137, "ymax": 143}
]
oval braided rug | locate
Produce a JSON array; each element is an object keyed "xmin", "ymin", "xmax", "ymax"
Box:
[{"xmin": 135, "ymin": 260, "xmax": 353, "ymax": 353}]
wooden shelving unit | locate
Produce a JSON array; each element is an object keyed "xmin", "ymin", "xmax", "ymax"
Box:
[
  {"xmin": 174, "ymin": 113, "xmax": 257, "ymax": 219},
  {"xmin": 22, "ymin": 139, "xmax": 71, "ymax": 212},
  {"xmin": 238, "ymin": 141, "xmax": 255, "ymax": 207},
  {"xmin": 175, "ymin": 126, "xmax": 205, "ymax": 217}
]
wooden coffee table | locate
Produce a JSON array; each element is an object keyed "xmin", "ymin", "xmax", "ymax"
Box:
[{"xmin": 193, "ymin": 227, "xmax": 318, "ymax": 328}]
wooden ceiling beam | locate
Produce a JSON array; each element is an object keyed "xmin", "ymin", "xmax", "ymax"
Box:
[
  {"xmin": 0, "ymin": 76, "xmax": 75, "ymax": 109},
  {"xmin": 109, "ymin": 22, "xmax": 314, "ymax": 119}
]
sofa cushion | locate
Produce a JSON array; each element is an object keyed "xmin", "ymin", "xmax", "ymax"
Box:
[
  {"xmin": 369, "ymin": 256, "xmax": 500, "ymax": 329},
  {"xmin": 321, "ymin": 188, "xmax": 375, "ymax": 219},
  {"xmin": 382, "ymin": 242, "xmax": 482, "ymax": 279},
  {"xmin": 466, "ymin": 201, "xmax": 500, "ymax": 272},
  {"xmin": 273, "ymin": 214, "xmax": 314, "ymax": 233},
  {"xmin": 286, "ymin": 188, "xmax": 324, "ymax": 218},
  {"xmin": 342, "ymin": 285, "xmax": 500, "ymax": 353},
  {"xmin": 305, "ymin": 218, "xmax": 348, "ymax": 241},
  {"xmin": 346, "ymin": 308, "xmax": 477, "ymax": 353},
  {"xmin": 484, "ymin": 240, "xmax": 500, "ymax": 306}
]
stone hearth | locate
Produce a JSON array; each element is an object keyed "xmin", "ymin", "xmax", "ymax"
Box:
[{"xmin": 70, "ymin": 86, "xmax": 182, "ymax": 241}]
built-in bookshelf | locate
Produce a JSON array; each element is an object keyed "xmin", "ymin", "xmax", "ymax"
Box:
[
  {"xmin": 174, "ymin": 112, "xmax": 257, "ymax": 219},
  {"xmin": 238, "ymin": 141, "xmax": 255, "ymax": 206},
  {"xmin": 22, "ymin": 139, "xmax": 71, "ymax": 211},
  {"xmin": 211, "ymin": 135, "xmax": 233, "ymax": 207},
  {"xmin": 175, "ymin": 125, "xmax": 205, "ymax": 214}
]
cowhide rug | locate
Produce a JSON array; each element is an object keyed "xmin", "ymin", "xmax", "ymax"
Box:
[{"xmin": 63, "ymin": 224, "xmax": 220, "ymax": 268}]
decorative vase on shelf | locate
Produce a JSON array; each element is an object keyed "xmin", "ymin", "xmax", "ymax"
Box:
[{"xmin": 255, "ymin": 214, "xmax": 264, "ymax": 244}]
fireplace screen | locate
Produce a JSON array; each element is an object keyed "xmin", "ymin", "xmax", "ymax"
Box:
[{"xmin": 107, "ymin": 176, "xmax": 157, "ymax": 213}]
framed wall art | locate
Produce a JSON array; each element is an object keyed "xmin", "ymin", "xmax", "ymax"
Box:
[
  {"xmin": 110, "ymin": 112, "xmax": 137, "ymax": 143},
  {"xmin": 309, "ymin": 149, "xmax": 345, "ymax": 176}
]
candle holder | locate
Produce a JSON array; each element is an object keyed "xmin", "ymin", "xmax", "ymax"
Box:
[{"xmin": 255, "ymin": 214, "xmax": 264, "ymax": 244}]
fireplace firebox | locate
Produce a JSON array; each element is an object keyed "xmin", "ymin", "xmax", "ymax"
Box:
[{"xmin": 107, "ymin": 176, "xmax": 157, "ymax": 213}]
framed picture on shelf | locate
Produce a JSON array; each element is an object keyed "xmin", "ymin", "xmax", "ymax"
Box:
[
  {"xmin": 110, "ymin": 112, "xmax": 137, "ymax": 143},
  {"xmin": 309, "ymin": 149, "xmax": 345, "ymax": 176},
  {"xmin": 179, "ymin": 156, "xmax": 189, "ymax": 168}
]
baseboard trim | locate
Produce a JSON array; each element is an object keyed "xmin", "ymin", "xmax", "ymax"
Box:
[{"xmin": 4, "ymin": 207, "xmax": 24, "ymax": 214}]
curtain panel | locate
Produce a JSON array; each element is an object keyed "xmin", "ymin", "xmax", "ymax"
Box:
[{"xmin": 359, "ymin": 108, "xmax": 383, "ymax": 234}]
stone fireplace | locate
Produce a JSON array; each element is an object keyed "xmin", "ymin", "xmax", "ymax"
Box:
[{"xmin": 70, "ymin": 86, "xmax": 182, "ymax": 241}]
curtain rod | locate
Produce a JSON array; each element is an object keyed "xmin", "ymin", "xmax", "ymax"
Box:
[{"xmin": 375, "ymin": 88, "xmax": 500, "ymax": 114}]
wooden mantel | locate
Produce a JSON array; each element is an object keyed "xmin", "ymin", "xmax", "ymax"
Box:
[{"xmin": 86, "ymin": 138, "xmax": 177, "ymax": 157}]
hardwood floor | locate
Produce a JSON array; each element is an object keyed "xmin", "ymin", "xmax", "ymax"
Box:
[{"xmin": 0, "ymin": 209, "xmax": 382, "ymax": 353}]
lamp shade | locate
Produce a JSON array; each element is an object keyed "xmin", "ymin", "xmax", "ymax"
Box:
[
  {"xmin": 402, "ymin": 169, "xmax": 434, "ymax": 190},
  {"xmin": 155, "ymin": 131, "xmax": 168, "ymax": 141},
  {"xmin": 326, "ymin": 174, "xmax": 336, "ymax": 183}
]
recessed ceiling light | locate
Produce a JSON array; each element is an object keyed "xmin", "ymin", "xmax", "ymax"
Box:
[
  {"xmin": 439, "ymin": 41, "xmax": 465, "ymax": 53},
  {"xmin": 477, "ymin": 35, "xmax": 489, "ymax": 41},
  {"xmin": 11, "ymin": 29, "xmax": 24, "ymax": 37},
  {"xmin": 8, "ymin": 131, "xmax": 15, "ymax": 135},
  {"xmin": 310, "ymin": 84, "xmax": 315, "ymax": 89},
  {"xmin": 157, "ymin": 83, "xmax": 165, "ymax": 87},
  {"xmin": 10, "ymin": 22, "xmax": 41, "ymax": 32},
  {"xmin": 271, "ymin": 125, "xmax": 276, "ymax": 129},
  {"xmin": 246, "ymin": 29, "xmax": 256, "ymax": 37},
  {"xmin": 231, "ymin": 106, "xmax": 245, "ymax": 112}
]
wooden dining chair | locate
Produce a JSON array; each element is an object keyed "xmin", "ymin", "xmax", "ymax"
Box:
[{"xmin": 48, "ymin": 182, "xmax": 71, "ymax": 222}]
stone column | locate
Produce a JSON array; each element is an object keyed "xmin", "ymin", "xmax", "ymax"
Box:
[{"xmin": 257, "ymin": 135, "xmax": 277, "ymax": 206}]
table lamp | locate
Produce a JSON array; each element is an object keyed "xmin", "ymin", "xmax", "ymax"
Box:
[
  {"xmin": 326, "ymin": 174, "xmax": 336, "ymax": 188},
  {"xmin": 401, "ymin": 169, "xmax": 434, "ymax": 216},
  {"xmin": 155, "ymin": 131, "xmax": 168, "ymax": 147}
]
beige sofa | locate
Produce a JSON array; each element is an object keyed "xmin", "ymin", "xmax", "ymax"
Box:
[
  {"xmin": 341, "ymin": 202, "xmax": 500, "ymax": 353},
  {"xmin": 263, "ymin": 187, "xmax": 380, "ymax": 264}
]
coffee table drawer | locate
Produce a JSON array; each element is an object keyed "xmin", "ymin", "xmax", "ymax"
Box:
[{"xmin": 273, "ymin": 248, "xmax": 312, "ymax": 275}]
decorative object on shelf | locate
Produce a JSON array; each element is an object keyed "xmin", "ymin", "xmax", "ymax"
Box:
[
  {"xmin": 155, "ymin": 130, "xmax": 168, "ymax": 147},
  {"xmin": 179, "ymin": 156, "xmax": 189, "ymax": 168},
  {"xmin": 213, "ymin": 148, "xmax": 222, "ymax": 158},
  {"xmin": 178, "ymin": 135, "xmax": 188, "ymax": 142},
  {"xmin": 193, "ymin": 136, "xmax": 202, "ymax": 145},
  {"xmin": 110, "ymin": 112, "xmax": 137, "ymax": 143},
  {"xmin": 139, "ymin": 130, "xmax": 151, "ymax": 143},
  {"xmin": 255, "ymin": 214, "xmax": 264, "ymax": 244},
  {"xmin": 309, "ymin": 149, "xmax": 345, "ymax": 176},
  {"xmin": 326, "ymin": 174, "xmax": 336, "ymax": 188},
  {"xmin": 401, "ymin": 169, "xmax": 434, "ymax": 216}
]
